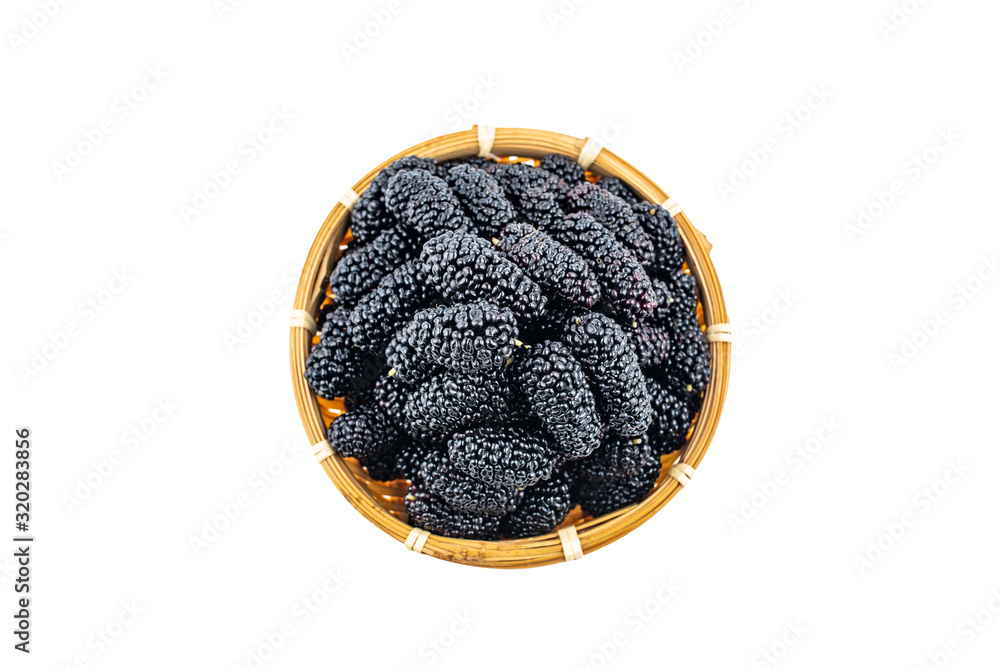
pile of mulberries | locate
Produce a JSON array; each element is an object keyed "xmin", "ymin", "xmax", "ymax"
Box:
[{"xmin": 304, "ymin": 154, "xmax": 710, "ymax": 540}]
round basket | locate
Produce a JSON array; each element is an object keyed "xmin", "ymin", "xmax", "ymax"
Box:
[{"xmin": 289, "ymin": 126, "xmax": 731, "ymax": 568}]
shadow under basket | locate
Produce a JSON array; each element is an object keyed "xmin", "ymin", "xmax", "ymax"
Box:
[{"xmin": 289, "ymin": 127, "xmax": 731, "ymax": 568}]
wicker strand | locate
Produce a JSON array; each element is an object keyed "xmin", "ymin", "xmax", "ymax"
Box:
[
  {"xmin": 667, "ymin": 462, "xmax": 696, "ymax": 486},
  {"xmin": 405, "ymin": 528, "xmax": 431, "ymax": 553},
  {"xmin": 706, "ymin": 323, "xmax": 732, "ymax": 343},
  {"xmin": 289, "ymin": 309, "xmax": 318, "ymax": 334},
  {"xmin": 660, "ymin": 196, "xmax": 683, "ymax": 218},
  {"xmin": 577, "ymin": 137, "xmax": 603, "ymax": 169},
  {"xmin": 476, "ymin": 125, "xmax": 496, "ymax": 157},
  {"xmin": 558, "ymin": 525, "xmax": 584, "ymax": 562},
  {"xmin": 312, "ymin": 439, "xmax": 334, "ymax": 463},
  {"xmin": 339, "ymin": 189, "xmax": 360, "ymax": 211}
]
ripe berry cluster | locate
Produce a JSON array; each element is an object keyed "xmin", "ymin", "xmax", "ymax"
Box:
[{"xmin": 304, "ymin": 155, "xmax": 711, "ymax": 539}]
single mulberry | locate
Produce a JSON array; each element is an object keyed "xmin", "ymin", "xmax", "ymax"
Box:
[
  {"xmin": 565, "ymin": 182, "xmax": 655, "ymax": 264},
  {"xmin": 350, "ymin": 156, "xmax": 441, "ymax": 244},
  {"xmin": 649, "ymin": 277, "xmax": 675, "ymax": 322},
  {"xmin": 362, "ymin": 437, "xmax": 435, "ymax": 482},
  {"xmin": 348, "ymin": 261, "xmax": 433, "ymax": 355},
  {"xmin": 487, "ymin": 162, "xmax": 563, "ymax": 208},
  {"xmin": 395, "ymin": 440, "xmax": 437, "ymax": 482},
  {"xmin": 382, "ymin": 335, "xmax": 439, "ymax": 386},
  {"xmin": 359, "ymin": 447, "xmax": 400, "ymax": 482},
  {"xmin": 328, "ymin": 404, "xmax": 399, "ymax": 460},
  {"xmin": 374, "ymin": 372, "xmax": 410, "ymax": 427},
  {"xmin": 645, "ymin": 373, "xmax": 694, "ymax": 456},
  {"xmin": 539, "ymin": 153, "xmax": 587, "ymax": 188},
  {"xmin": 577, "ymin": 453, "xmax": 661, "ymax": 517},
  {"xmin": 421, "ymin": 449, "xmax": 522, "ymax": 515},
  {"xmin": 448, "ymin": 426, "xmax": 559, "ymax": 488},
  {"xmin": 632, "ymin": 201, "xmax": 686, "ymax": 271},
  {"xmin": 664, "ymin": 269, "xmax": 699, "ymax": 319},
  {"xmin": 387, "ymin": 302, "xmax": 519, "ymax": 374},
  {"xmin": 519, "ymin": 186, "xmax": 565, "ymax": 231},
  {"xmin": 317, "ymin": 303, "xmax": 352, "ymax": 329},
  {"xmin": 597, "ymin": 176, "xmax": 639, "ymax": 204},
  {"xmin": 404, "ymin": 371, "xmax": 508, "ymax": 439},
  {"xmin": 328, "ymin": 225, "xmax": 417, "ymax": 306},
  {"xmin": 446, "ymin": 164, "xmax": 517, "ymax": 238},
  {"xmin": 629, "ymin": 323, "xmax": 671, "ymax": 368},
  {"xmin": 545, "ymin": 213, "xmax": 657, "ymax": 320},
  {"xmin": 496, "ymin": 223, "xmax": 602, "ymax": 309},
  {"xmin": 420, "ymin": 232, "xmax": 547, "ymax": 320},
  {"xmin": 304, "ymin": 320, "xmax": 367, "ymax": 400},
  {"xmin": 514, "ymin": 341, "xmax": 602, "ymax": 458},
  {"xmin": 577, "ymin": 432, "xmax": 653, "ymax": 482},
  {"xmin": 405, "ymin": 486, "xmax": 502, "ymax": 539},
  {"xmin": 522, "ymin": 302, "xmax": 587, "ymax": 342},
  {"xmin": 667, "ymin": 313, "xmax": 711, "ymax": 393},
  {"xmin": 500, "ymin": 470, "xmax": 574, "ymax": 539},
  {"xmin": 384, "ymin": 169, "xmax": 471, "ymax": 239},
  {"xmin": 564, "ymin": 312, "xmax": 652, "ymax": 437}
]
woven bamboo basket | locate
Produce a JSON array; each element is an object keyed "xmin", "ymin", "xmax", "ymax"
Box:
[{"xmin": 290, "ymin": 126, "xmax": 731, "ymax": 568}]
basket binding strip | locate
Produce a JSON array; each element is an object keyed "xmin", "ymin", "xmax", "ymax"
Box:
[
  {"xmin": 289, "ymin": 309, "xmax": 318, "ymax": 334},
  {"xmin": 576, "ymin": 137, "xmax": 603, "ymax": 169},
  {"xmin": 289, "ymin": 127, "xmax": 731, "ymax": 568}
]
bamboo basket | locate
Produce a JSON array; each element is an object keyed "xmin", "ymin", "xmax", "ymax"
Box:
[{"xmin": 289, "ymin": 127, "xmax": 731, "ymax": 568}]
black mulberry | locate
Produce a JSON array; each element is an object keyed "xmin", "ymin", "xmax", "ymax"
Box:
[
  {"xmin": 421, "ymin": 449, "xmax": 522, "ymax": 515},
  {"xmin": 577, "ymin": 454, "xmax": 661, "ymax": 517},
  {"xmin": 564, "ymin": 312, "xmax": 652, "ymax": 437},
  {"xmin": 539, "ymin": 153, "xmax": 587, "ymax": 188},
  {"xmin": 632, "ymin": 202, "xmax": 686, "ymax": 272},
  {"xmin": 629, "ymin": 323, "xmax": 671, "ymax": 368},
  {"xmin": 328, "ymin": 225, "xmax": 417, "ymax": 306},
  {"xmin": 382, "ymin": 335, "xmax": 439, "ymax": 386},
  {"xmin": 514, "ymin": 341, "xmax": 602, "ymax": 458},
  {"xmin": 328, "ymin": 404, "xmax": 399, "ymax": 460},
  {"xmin": 362, "ymin": 437, "xmax": 436, "ymax": 482},
  {"xmin": 645, "ymin": 374, "xmax": 694, "ymax": 456},
  {"xmin": 576, "ymin": 432, "xmax": 653, "ymax": 482},
  {"xmin": 348, "ymin": 261, "xmax": 433, "ymax": 355},
  {"xmin": 487, "ymin": 162, "xmax": 563, "ymax": 207},
  {"xmin": 519, "ymin": 186, "xmax": 565, "ymax": 231},
  {"xmin": 445, "ymin": 164, "xmax": 517, "ymax": 238},
  {"xmin": 374, "ymin": 372, "xmax": 410, "ymax": 427},
  {"xmin": 384, "ymin": 169, "xmax": 471, "ymax": 239},
  {"xmin": 317, "ymin": 303, "xmax": 352, "ymax": 329},
  {"xmin": 405, "ymin": 486, "xmax": 502, "ymax": 540},
  {"xmin": 667, "ymin": 313, "xmax": 711, "ymax": 393},
  {"xmin": 522, "ymin": 302, "xmax": 587, "ymax": 342},
  {"xmin": 649, "ymin": 277, "xmax": 675, "ymax": 322},
  {"xmin": 350, "ymin": 156, "xmax": 441, "ymax": 244},
  {"xmin": 597, "ymin": 176, "xmax": 639, "ymax": 204},
  {"xmin": 420, "ymin": 231, "xmax": 548, "ymax": 320},
  {"xmin": 545, "ymin": 213, "xmax": 657, "ymax": 320},
  {"xmin": 664, "ymin": 269, "xmax": 699, "ymax": 319},
  {"xmin": 404, "ymin": 371, "xmax": 508, "ymax": 439},
  {"xmin": 500, "ymin": 470, "xmax": 574, "ymax": 539},
  {"xmin": 448, "ymin": 426, "xmax": 558, "ymax": 488},
  {"xmin": 496, "ymin": 223, "xmax": 602, "ymax": 309},
  {"xmin": 565, "ymin": 182, "xmax": 655, "ymax": 264},
  {"xmin": 387, "ymin": 302, "xmax": 519, "ymax": 374},
  {"xmin": 304, "ymin": 320, "xmax": 367, "ymax": 400}
]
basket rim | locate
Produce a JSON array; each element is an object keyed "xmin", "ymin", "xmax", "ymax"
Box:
[{"xmin": 289, "ymin": 126, "xmax": 731, "ymax": 568}]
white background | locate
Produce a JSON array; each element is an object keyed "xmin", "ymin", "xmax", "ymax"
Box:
[{"xmin": 3, "ymin": 0, "xmax": 1000, "ymax": 666}]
